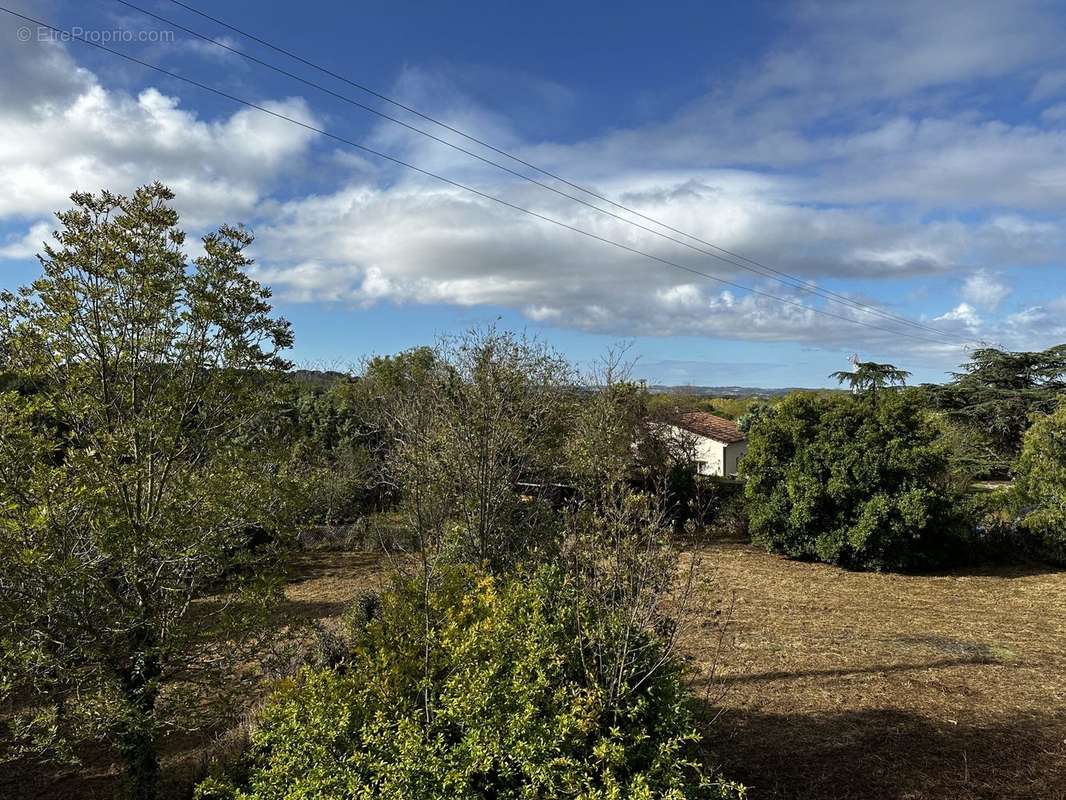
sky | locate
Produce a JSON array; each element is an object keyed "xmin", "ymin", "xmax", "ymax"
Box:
[{"xmin": 2, "ymin": 0, "xmax": 1065, "ymax": 387}]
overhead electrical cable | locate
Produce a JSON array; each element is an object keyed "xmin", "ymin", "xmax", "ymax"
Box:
[
  {"xmin": 135, "ymin": 0, "xmax": 966, "ymax": 342},
  {"xmin": 0, "ymin": 6, "xmax": 971, "ymax": 348}
]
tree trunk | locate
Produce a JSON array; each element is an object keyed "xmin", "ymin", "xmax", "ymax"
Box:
[
  {"xmin": 118, "ymin": 720, "xmax": 159, "ymax": 800},
  {"xmin": 116, "ymin": 627, "xmax": 162, "ymax": 800}
]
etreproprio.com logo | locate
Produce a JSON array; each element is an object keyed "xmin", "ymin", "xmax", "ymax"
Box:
[{"xmin": 17, "ymin": 25, "xmax": 175, "ymax": 44}]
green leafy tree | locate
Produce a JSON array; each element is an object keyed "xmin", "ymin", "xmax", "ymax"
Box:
[
  {"xmin": 364, "ymin": 346, "xmax": 438, "ymax": 396},
  {"xmin": 736, "ymin": 400, "xmax": 775, "ymax": 434},
  {"xmin": 281, "ymin": 376, "xmax": 383, "ymax": 526},
  {"xmin": 930, "ymin": 345, "xmax": 1066, "ymax": 471},
  {"xmin": 0, "ymin": 184, "xmax": 293, "ymax": 799},
  {"xmin": 1014, "ymin": 402, "xmax": 1066, "ymax": 563},
  {"xmin": 740, "ymin": 391, "xmax": 969, "ymax": 571},
  {"xmin": 381, "ymin": 328, "xmax": 573, "ymax": 571},
  {"xmin": 829, "ymin": 360, "xmax": 911, "ymax": 398},
  {"xmin": 278, "ymin": 349, "xmax": 443, "ymax": 528}
]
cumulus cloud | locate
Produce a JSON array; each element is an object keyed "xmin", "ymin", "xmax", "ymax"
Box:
[
  {"xmin": 1, "ymin": 1, "xmax": 1065, "ymax": 364},
  {"xmin": 0, "ymin": 220, "xmax": 52, "ymax": 260},
  {"xmin": 0, "ymin": 16, "xmax": 317, "ymax": 228},
  {"xmin": 961, "ymin": 270, "xmax": 1011, "ymax": 309},
  {"xmin": 936, "ymin": 303, "xmax": 982, "ymax": 330}
]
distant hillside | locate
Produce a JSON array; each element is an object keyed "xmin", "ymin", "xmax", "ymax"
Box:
[
  {"xmin": 289, "ymin": 368, "xmax": 352, "ymax": 388},
  {"xmin": 647, "ymin": 384, "xmax": 827, "ymax": 398},
  {"xmin": 288, "ymin": 369, "xmax": 842, "ymax": 397}
]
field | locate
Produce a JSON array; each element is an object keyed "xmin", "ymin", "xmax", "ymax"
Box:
[
  {"xmin": 693, "ymin": 537, "xmax": 1066, "ymax": 799},
  {"xmin": 7, "ymin": 539, "xmax": 1065, "ymax": 800}
]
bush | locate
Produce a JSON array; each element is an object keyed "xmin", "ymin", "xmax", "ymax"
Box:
[
  {"xmin": 196, "ymin": 566, "xmax": 743, "ymax": 800},
  {"xmin": 1014, "ymin": 402, "xmax": 1066, "ymax": 563},
  {"xmin": 740, "ymin": 391, "xmax": 970, "ymax": 571},
  {"xmin": 960, "ymin": 487, "xmax": 1036, "ymax": 564}
]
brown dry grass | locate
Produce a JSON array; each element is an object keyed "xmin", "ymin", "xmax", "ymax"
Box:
[
  {"xmin": 690, "ymin": 535, "xmax": 1066, "ymax": 800},
  {"xmin": 1, "ymin": 552, "xmax": 390, "ymax": 800},
  {"xmin": 5, "ymin": 541, "xmax": 1064, "ymax": 799}
]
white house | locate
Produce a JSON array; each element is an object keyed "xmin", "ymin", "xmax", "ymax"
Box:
[{"xmin": 658, "ymin": 411, "xmax": 748, "ymax": 477}]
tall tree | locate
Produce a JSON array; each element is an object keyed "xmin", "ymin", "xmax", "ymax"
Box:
[
  {"xmin": 829, "ymin": 359, "xmax": 911, "ymax": 398},
  {"xmin": 1014, "ymin": 400, "xmax": 1066, "ymax": 563},
  {"xmin": 931, "ymin": 345, "xmax": 1066, "ymax": 471},
  {"xmin": 740, "ymin": 391, "xmax": 968, "ymax": 571},
  {"xmin": 0, "ymin": 184, "xmax": 293, "ymax": 799}
]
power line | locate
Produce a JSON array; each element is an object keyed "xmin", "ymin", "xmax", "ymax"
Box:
[
  {"xmin": 0, "ymin": 6, "xmax": 969, "ymax": 348},
  {"xmin": 148, "ymin": 0, "xmax": 965, "ymax": 343}
]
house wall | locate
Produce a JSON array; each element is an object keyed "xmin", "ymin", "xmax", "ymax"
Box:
[
  {"xmin": 690, "ymin": 435, "xmax": 727, "ymax": 476},
  {"xmin": 657, "ymin": 424, "xmax": 722, "ymax": 476},
  {"xmin": 655, "ymin": 424, "xmax": 747, "ymax": 477},
  {"xmin": 723, "ymin": 440, "xmax": 748, "ymax": 476}
]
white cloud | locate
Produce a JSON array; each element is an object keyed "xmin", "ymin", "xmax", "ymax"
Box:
[
  {"xmin": 936, "ymin": 303, "xmax": 982, "ymax": 329},
  {"xmin": 961, "ymin": 270, "xmax": 1011, "ymax": 309},
  {"xmin": 1042, "ymin": 102, "xmax": 1066, "ymax": 122},
  {"xmin": 0, "ymin": 20, "xmax": 317, "ymax": 228},
  {"xmin": 0, "ymin": 221, "xmax": 52, "ymax": 260},
  {"xmin": 1030, "ymin": 69, "xmax": 1066, "ymax": 102},
  {"xmin": 1, "ymin": 1, "xmax": 1064, "ymax": 364}
]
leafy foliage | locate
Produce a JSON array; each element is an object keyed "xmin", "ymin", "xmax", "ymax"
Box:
[
  {"xmin": 735, "ymin": 400, "xmax": 774, "ymax": 435},
  {"xmin": 740, "ymin": 391, "xmax": 970, "ymax": 570},
  {"xmin": 930, "ymin": 345, "xmax": 1066, "ymax": 473},
  {"xmin": 1014, "ymin": 401, "xmax": 1066, "ymax": 563},
  {"xmin": 0, "ymin": 184, "xmax": 294, "ymax": 799},
  {"xmin": 829, "ymin": 360, "xmax": 911, "ymax": 397},
  {"xmin": 279, "ymin": 377, "xmax": 383, "ymax": 525},
  {"xmin": 196, "ymin": 565, "xmax": 742, "ymax": 800},
  {"xmin": 378, "ymin": 328, "xmax": 574, "ymax": 571}
]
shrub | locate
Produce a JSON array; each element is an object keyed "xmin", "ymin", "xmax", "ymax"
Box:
[
  {"xmin": 1014, "ymin": 402, "xmax": 1066, "ymax": 563},
  {"xmin": 963, "ymin": 487, "xmax": 1033, "ymax": 564},
  {"xmin": 196, "ymin": 566, "xmax": 743, "ymax": 800},
  {"xmin": 740, "ymin": 391, "xmax": 970, "ymax": 571}
]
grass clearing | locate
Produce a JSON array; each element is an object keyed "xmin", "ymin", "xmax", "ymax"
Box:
[
  {"xmin": 6, "ymin": 540, "xmax": 1064, "ymax": 799},
  {"xmin": 693, "ymin": 536, "xmax": 1066, "ymax": 799}
]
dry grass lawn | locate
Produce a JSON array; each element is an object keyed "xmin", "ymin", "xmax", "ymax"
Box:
[
  {"xmin": 693, "ymin": 536, "xmax": 1066, "ymax": 800},
  {"xmin": 5, "ymin": 540, "xmax": 1064, "ymax": 799}
]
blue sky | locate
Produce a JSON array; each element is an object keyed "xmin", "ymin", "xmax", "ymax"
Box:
[{"xmin": 2, "ymin": 0, "xmax": 1066, "ymax": 386}]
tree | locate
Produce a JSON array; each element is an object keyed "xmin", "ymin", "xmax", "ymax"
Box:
[
  {"xmin": 566, "ymin": 344, "xmax": 661, "ymax": 498},
  {"xmin": 1014, "ymin": 401, "xmax": 1066, "ymax": 563},
  {"xmin": 740, "ymin": 391, "xmax": 969, "ymax": 570},
  {"xmin": 829, "ymin": 359, "xmax": 911, "ymax": 398},
  {"xmin": 736, "ymin": 400, "xmax": 775, "ymax": 434},
  {"xmin": 930, "ymin": 345, "xmax": 1066, "ymax": 472},
  {"xmin": 0, "ymin": 184, "xmax": 293, "ymax": 799},
  {"xmin": 380, "ymin": 328, "xmax": 573, "ymax": 571}
]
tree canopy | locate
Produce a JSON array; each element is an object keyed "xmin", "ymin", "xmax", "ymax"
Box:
[
  {"xmin": 0, "ymin": 184, "xmax": 294, "ymax": 799},
  {"xmin": 1014, "ymin": 400, "xmax": 1066, "ymax": 563},
  {"xmin": 930, "ymin": 345, "xmax": 1066, "ymax": 471},
  {"xmin": 740, "ymin": 391, "xmax": 969, "ymax": 570},
  {"xmin": 829, "ymin": 360, "xmax": 911, "ymax": 397}
]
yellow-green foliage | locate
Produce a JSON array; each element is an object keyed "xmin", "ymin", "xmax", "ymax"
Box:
[
  {"xmin": 1015, "ymin": 402, "xmax": 1066, "ymax": 562},
  {"xmin": 644, "ymin": 393, "xmax": 770, "ymax": 421},
  {"xmin": 196, "ymin": 567, "xmax": 743, "ymax": 800}
]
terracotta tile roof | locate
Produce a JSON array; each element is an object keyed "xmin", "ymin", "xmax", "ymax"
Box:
[{"xmin": 673, "ymin": 411, "xmax": 745, "ymax": 444}]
